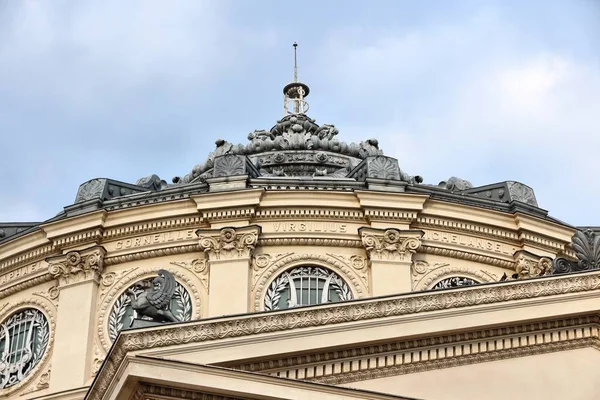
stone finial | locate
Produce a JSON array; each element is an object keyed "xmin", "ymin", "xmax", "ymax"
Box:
[
  {"xmin": 47, "ymin": 246, "xmax": 106, "ymax": 286},
  {"xmin": 196, "ymin": 226, "xmax": 261, "ymax": 260},
  {"xmin": 360, "ymin": 228, "xmax": 423, "ymax": 262}
]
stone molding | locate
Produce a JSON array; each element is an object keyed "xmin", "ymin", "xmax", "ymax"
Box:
[
  {"xmin": 197, "ymin": 226, "xmax": 261, "ymax": 261},
  {"xmin": 102, "ymin": 216, "xmax": 203, "ymax": 240},
  {"xmin": 103, "ymin": 244, "xmax": 201, "ymax": 266},
  {"xmin": 420, "ymin": 245, "xmax": 515, "ymax": 269},
  {"xmin": 89, "ymin": 270, "xmax": 600, "ymax": 399},
  {"xmin": 360, "ymin": 228, "xmax": 423, "ymax": 262},
  {"xmin": 255, "ymin": 208, "xmax": 364, "ymax": 220},
  {"xmin": 47, "ymin": 246, "xmax": 106, "ymax": 286},
  {"xmin": 415, "ymin": 265, "xmax": 496, "ymax": 291},
  {"xmin": 251, "ymin": 253, "xmax": 368, "ymax": 311},
  {"xmin": 229, "ymin": 315, "xmax": 598, "ymax": 385},
  {"xmin": 0, "ymin": 297, "xmax": 56, "ymax": 397}
]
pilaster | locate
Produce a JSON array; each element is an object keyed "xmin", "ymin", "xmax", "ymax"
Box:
[
  {"xmin": 197, "ymin": 226, "xmax": 261, "ymax": 317},
  {"xmin": 46, "ymin": 246, "xmax": 105, "ymax": 391},
  {"xmin": 360, "ymin": 228, "xmax": 423, "ymax": 295}
]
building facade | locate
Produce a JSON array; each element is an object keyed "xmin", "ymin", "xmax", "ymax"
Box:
[{"xmin": 1, "ymin": 67, "xmax": 600, "ymax": 400}]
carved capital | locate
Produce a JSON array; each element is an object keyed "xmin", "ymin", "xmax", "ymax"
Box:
[
  {"xmin": 360, "ymin": 228, "xmax": 423, "ymax": 262},
  {"xmin": 514, "ymin": 251, "xmax": 552, "ymax": 279},
  {"xmin": 47, "ymin": 246, "xmax": 106, "ymax": 286},
  {"xmin": 196, "ymin": 225, "xmax": 261, "ymax": 261}
]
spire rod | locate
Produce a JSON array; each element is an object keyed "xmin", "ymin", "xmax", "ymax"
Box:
[
  {"xmin": 283, "ymin": 42, "xmax": 310, "ymax": 116},
  {"xmin": 293, "ymin": 42, "xmax": 298, "ymax": 83}
]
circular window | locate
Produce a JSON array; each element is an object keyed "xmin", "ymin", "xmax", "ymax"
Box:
[
  {"xmin": 431, "ymin": 276, "xmax": 479, "ymax": 290},
  {"xmin": 264, "ymin": 266, "xmax": 353, "ymax": 311},
  {"xmin": 108, "ymin": 277, "xmax": 192, "ymax": 341},
  {"xmin": 0, "ymin": 308, "xmax": 49, "ymax": 389}
]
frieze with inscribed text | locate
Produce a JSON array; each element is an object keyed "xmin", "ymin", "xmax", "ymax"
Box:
[
  {"xmin": 422, "ymin": 229, "xmax": 518, "ymax": 256},
  {"xmin": 271, "ymin": 222, "xmax": 349, "ymax": 233},
  {"xmin": 108, "ymin": 229, "xmax": 196, "ymax": 251},
  {"xmin": 0, "ymin": 262, "xmax": 42, "ymax": 287}
]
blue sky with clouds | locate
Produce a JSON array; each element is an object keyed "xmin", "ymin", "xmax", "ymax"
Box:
[{"xmin": 0, "ymin": 0, "xmax": 599, "ymax": 225}]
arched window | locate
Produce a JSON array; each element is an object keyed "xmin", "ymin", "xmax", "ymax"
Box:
[
  {"xmin": 431, "ymin": 276, "xmax": 480, "ymax": 290},
  {"xmin": 264, "ymin": 266, "xmax": 353, "ymax": 311},
  {"xmin": 0, "ymin": 308, "xmax": 49, "ymax": 389}
]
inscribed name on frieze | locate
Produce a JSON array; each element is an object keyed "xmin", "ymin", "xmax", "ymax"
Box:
[{"xmin": 422, "ymin": 229, "xmax": 518, "ymax": 256}]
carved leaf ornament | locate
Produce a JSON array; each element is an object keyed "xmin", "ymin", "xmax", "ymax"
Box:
[
  {"xmin": 553, "ymin": 230, "xmax": 600, "ymax": 274},
  {"xmin": 264, "ymin": 267, "xmax": 353, "ymax": 311}
]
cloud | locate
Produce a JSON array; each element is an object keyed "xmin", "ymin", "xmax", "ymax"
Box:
[{"xmin": 316, "ymin": 5, "xmax": 600, "ymax": 225}]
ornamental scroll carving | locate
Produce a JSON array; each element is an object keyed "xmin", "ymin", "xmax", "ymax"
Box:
[
  {"xmin": 196, "ymin": 226, "xmax": 261, "ymax": 260},
  {"xmin": 360, "ymin": 228, "xmax": 423, "ymax": 262},
  {"xmin": 514, "ymin": 253, "xmax": 552, "ymax": 279},
  {"xmin": 47, "ymin": 246, "xmax": 106, "ymax": 286},
  {"xmin": 553, "ymin": 229, "xmax": 600, "ymax": 274}
]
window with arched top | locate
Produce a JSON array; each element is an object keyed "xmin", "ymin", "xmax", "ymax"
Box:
[
  {"xmin": 431, "ymin": 276, "xmax": 480, "ymax": 290},
  {"xmin": 264, "ymin": 266, "xmax": 353, "ymax": 311}
]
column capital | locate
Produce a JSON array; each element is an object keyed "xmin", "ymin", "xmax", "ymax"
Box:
[
  {"xmin": 360, "ymin": 227, "xmax": 423, "ymax": 262},
  {"xmin": 196, "ymin": 225, "xmax": 261, "ymax": 261},
  {"xmin": 47, "ymin": 246, "xmax": 106, "ymax": 287}
]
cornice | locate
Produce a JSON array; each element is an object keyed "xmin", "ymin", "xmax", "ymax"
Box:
[
  {"xmin": 102, "ymin": 216, "xmax": 203, "ymax": 240},
  {"xmin": 103, "ymin": 244, "xmax": 202, "ymax": 266},
  {"xmin": 229, "ymin": 315, "xmax": 599, "ymax": 383},
  {"xmin": 255, "ymin": 208, "xmax": 365, "ymax": 220},
  {"xmin": 413, "ymin": 217, "xmax": 519, "ymax": 241},
  {"xmin": 257, "ymin": 238, "xmax": 364, "ymax": 248},
  {"xmin": 420, "ymin": 245, "xmax": 515, "ymax": 269},
  {"xmin": 90, "ymin": 270, "xmax": 600, "ymax": 399}
]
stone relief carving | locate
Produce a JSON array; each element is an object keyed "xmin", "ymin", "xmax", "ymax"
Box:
[
  {"xmin": 514, "ymin": 255, "xmax": 552, "ymax": 279},
  {"xmin": 97, "ymin": 267, "xmax": 201, "ymax": 351},
  {"xmin": 212, "ymin": 154, "xmax": 247, "ymax": 178},
  {"xmin": 197, "ymin": 226, "xmax": 260, "ymax": 260},
  {"xmin": 170, "ymin": 259, "xmax": 209, "ymax": 292},
  {"xmin": 411, "ymin": 260, "xmax": 450, "ymax": 287},
  {"xmin": 507, "ymin": 181, "xmax": 537, "ymax": 206},
  {"xmin": 47, "ymin": 247, "xmax": 106, "ymax": 286},
  {"xmin": 439, "ymin": 176, "xmax": 473, "ymax": 191},
  {"xmin": 415, "ymin": 265, "xmax": 495, "ymax": 291},
  {"xmin": 74, "ymin": 179, "xmax": 106, "ymax": 203},
  {"xmin": 366, "ymin": 156, "xmax": 401, "ymax": 180},
  {"xmin": 252, "ymin": 253, "xmax": 367, "ymax": 311},
  {"xmin": 360, "ymin": 228, "xmax": 423, "ymax": 262},
  {"xmin": 553, "ymin": 229, "xmax": 600, "ymax": 274},
  {"xmin": 32, "ymin": 286, "xmax": 60, "ymax": 307}
]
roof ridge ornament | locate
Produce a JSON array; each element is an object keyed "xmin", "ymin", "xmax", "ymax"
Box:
[{"xmin": 283, "ymin": 42, "xmax": 310, "ymax": 116}]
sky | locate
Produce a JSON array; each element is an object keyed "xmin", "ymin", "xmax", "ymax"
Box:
[{"xmin": 0, "ymin": 0, "xmax": 599, "ymax": 226}]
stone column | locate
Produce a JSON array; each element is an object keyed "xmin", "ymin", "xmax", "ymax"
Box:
[
  {"xmin": 47, "ymin": 246, "xmax": 105, "ymax": 391},
  {"xmin": 360, "ymin": 228, "xmax": 423, "ymax": 296},
  {"xmin": 197, "ymin": 226, "xmax": 260, "ymax": 317}
]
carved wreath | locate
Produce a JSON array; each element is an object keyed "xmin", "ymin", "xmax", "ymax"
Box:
[{"xmin": 264, "ymin": 267, "xmax": 353, "ymax": 311}]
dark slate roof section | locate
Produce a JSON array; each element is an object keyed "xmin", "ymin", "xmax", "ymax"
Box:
[{"xmin": 0, "ymin": 222, "xmax": 41, "ymax": 243}]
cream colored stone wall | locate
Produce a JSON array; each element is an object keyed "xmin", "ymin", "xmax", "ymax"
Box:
[
  {"xmin": 0, "ymin": 189, "xmax": 579, "ymax": 398},
  {"xmin": 344, "ymin": 348, "xmax": 600, "ymax": 400}
]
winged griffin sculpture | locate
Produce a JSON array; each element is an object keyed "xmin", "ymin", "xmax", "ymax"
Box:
[{"xmin": 127, "ymin": 269, "xmax": 180, "ymax": 325}]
